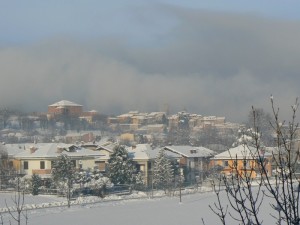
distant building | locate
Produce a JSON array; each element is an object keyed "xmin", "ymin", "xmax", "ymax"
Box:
[{"xmin": 47, "ymin": 100, "xmax": 83, "ymax": 118}]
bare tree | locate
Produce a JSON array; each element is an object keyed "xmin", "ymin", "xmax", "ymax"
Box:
[
  {"xmin": 246, "ymin": 108, "xmax": 274, "ymax": 146},
  {"xmin": 0, "ymin": 213, "xmax": 3, "ymax": 225},
  {"xmin": 210, "ymin": 97, "xmax": 300, "ymax": 225},
  {"xmin": 5, "ymin": 177, "xmax": 28, "ymax": 225}
]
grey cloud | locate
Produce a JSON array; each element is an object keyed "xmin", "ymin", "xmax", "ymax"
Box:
[{"xmin": 0, "ymin": 7, "xmax": 300, "ymax": 123}]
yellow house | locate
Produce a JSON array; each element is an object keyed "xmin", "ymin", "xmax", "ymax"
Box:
[
  {"xmin": 12, "ymin": 143, "xmax": 103, "ymax": 178},
  {"xmin": 211, "ymin": 145, "xmax": 273, "ymax": 178}
]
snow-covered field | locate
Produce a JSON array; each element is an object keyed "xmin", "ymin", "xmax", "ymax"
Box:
[{"xmin": 0, "ymin": 187, "xmax": 276, "ymax": 225}]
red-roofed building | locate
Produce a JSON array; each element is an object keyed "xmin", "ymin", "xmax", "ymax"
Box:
[{"xmin": 47, "ymin": 100, "xmax": 83, "ymax": 118}]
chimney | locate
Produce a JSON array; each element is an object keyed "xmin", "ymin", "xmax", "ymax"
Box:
[
  {"xmin": 30, "ymin": 146, "xmax": 37, "ymax": 154},
  {"xmin": 56, "ymin": 146, "xmax": 64, "ymax": 153}
]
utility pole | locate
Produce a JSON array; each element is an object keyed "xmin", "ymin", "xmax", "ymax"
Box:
[
  {"xmin": 150, "ymin": 161, "xmax": 153, "ymax": 198},
  {"xmin": 177, "ymin": 159, "xmax": 182, "ymax": 203},
  {"xmin": 179, "ymin": 170, "xmax": 182, "ymax": 203},
  {"xmin": 151, "ymin": 169, "xmax": 153, "ymax": 198}
]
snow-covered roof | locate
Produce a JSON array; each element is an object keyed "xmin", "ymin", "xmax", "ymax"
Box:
[
  {"xmin": 164, "ymin": 145, "xmax": 215, "ymax": 158},
  {"xmin": 97, "ymin": 143, "xmax": 118, "ymax": 153},
  {"xmin": 49, "ymin": 100, "xmax": 82, "ymax": 107},
  {"xmin": 127, "ymin": 145, "xmax": 151, "ymax": 160},
  {"xmin": 147, "ymin": 124, "xmax": 165, "ymax": 128},
  {"xmin": 213, "ymin": 144, "xmax": 272, "ymax": 160},
  {"xmin": 127, "ymin": 144, "xmax": 179, "ymax": 160},
  {"xmin": 2, "ymin": 144, "xmax": 27, "ymax": 157},
  {"xmin": 131, "ymin": 115, "xmax": 146, "ymax": 120},
  {"xmin": 148, "ymin": 112, "xmax": 166, "ymax": 116},
  {"xmin": 13, "ymin": 143, "xmax": 103, "ymax": 159}
]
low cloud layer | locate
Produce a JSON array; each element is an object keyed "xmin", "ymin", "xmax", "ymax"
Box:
[{"xmin": 0, "ymin": 7, "xmax": 300, "ymax": 122}]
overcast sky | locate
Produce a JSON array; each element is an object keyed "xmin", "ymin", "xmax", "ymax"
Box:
[{"xmin": 1, "ymin": 1, "xmax": 300, "ymax": 122}]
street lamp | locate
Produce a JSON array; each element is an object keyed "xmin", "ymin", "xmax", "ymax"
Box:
[
  {"xmin": 179, "ymin": 169, "xmax": 182, "ymax": 203},
  {"xmin": 151, "ymin": 168, "xmax": 154, "ymax": 198},
  {"xmin": 177, "ymin": 159, "xmax": 182, "ymax": 203}
]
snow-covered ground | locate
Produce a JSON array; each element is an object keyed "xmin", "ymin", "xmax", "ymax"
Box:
[{"xmin": 0, "ymin": 186, "xmax": 276, "ymax": 225}]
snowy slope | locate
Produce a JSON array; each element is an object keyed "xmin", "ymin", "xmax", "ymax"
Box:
[{"xmin": 0, "ymin": 187, "xmax": 276, "ymax": 225}]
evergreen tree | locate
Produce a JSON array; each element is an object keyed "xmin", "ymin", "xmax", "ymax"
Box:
[
  {"xmin": 108, "ymin": 145, "xmax": 136, "ymax": 185},
  {"xmin": 52, "ymin": 154, "xmax": 75, "ymax": 207},
  {"xmin": 133, "ymin": 171, "xmax": 145, "ymax": 191},
  {"xmin": 153, "ymin": 149, "xmax": 174, "ymax": 193},
  {"xmin": 31, "ymin": 174, "xmax": 41, "ymax": 195},
  {"xmin": 0, "ymin": 145, "xmax": 11, "ymax": 188}
]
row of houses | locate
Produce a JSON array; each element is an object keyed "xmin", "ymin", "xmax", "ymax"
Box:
[{"xmin": 1, "ymin": 141, "xmax": 276, "ymax": 187}]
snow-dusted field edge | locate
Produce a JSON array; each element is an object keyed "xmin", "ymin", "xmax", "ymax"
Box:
[{"xmin": 0, "ymin": 186, "xmax": 213, "ymax": 213}]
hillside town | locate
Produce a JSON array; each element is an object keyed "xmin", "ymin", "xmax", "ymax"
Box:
[
  {"xmin": 0, "ymin": 100, "xmax": 240, "ymax": 147},
  {"xmin": 2, "ymin": 0, "xmax": 300, "ymax": 224},
  {"xmin": 0, "ymin": 99, "xmax": 298, "ymax": 195}
]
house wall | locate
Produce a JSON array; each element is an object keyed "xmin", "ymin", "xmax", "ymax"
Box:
[
  {"xmin": 48, "ymin": 105, "xmax": 83, "ymax": 117},
  {"xmin": 77, "ymin": 159, "xmax": 96, "ymax": 170},
  {"xmin": 183, "ymin": 158, "xmax": 211, "ymax": 183},
  {"xmin": 19, "ymin": 158, "xmax": 97, "ymax": 176},
  {"xmin": 132, "ymin": 159, "xmax": 151, "ymax": 186},
  {"xmin": 211, "ymin": 158, "xmax": 272, "ymax": 178},
  {"xmin": 120, "ymin": 133, "xmax": 135, "ymax": 142},
  {"xmin": 117, "ymin": 115, "xmax": 131, "ymax": 123},
  {"xmin": 20, "ymin": 159, "xmax": 52, "ymax": 176},
  {"xmin": 12, "ymin": 159, "xmax": 21, "ymax": 172}
]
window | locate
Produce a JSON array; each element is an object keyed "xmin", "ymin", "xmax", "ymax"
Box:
[
  {"xmin": 223, "ymin": 161, "xmax": 229, "ymax": 167},
  {"xmin": 40, "ymin": 161, "xmax": 45, "ymax": 169},
  {"xmin": 23, "ymin": 161, "xmax": 28, "ymax": 170},
  {"xmin": 135, "ymin": 164, "xmax": 141, "ymax": 172},
  {"xmin": 148, "ymin": 162, "xmax": 152, "ymax": 170},
  {"xmin": 51, "ymin": 161, "xmax": 55, "ymax": 169},
  {"xmin": 243, "ymin": 160, "xmax": 249, "ymax": 168},
  {"xmin": 95, "ymin": 161, "xmax": 106, "ymax": 171},
  {"xmin": 233, "ymin": 160, "xmax": 237, "ymax": 168}
]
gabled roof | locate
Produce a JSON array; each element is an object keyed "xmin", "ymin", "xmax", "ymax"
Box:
[
  {"xmin": 2, "ymin": 144, "xmax": 26, "ymax": 157},
  {"xmin": 164, "ymin": 145, "xmax": 215, "ymax": 158},
  {"xmin": 213, "ymin": 144, "xmax": 272, "ymax": 160},
  {"xmin": 49, "ymin": 100, "xmax": 82, "ymax": 107},
  {"xmin": 13, "ymin": 143, "xmax": 103, "ymax": 159},
  {"xmin": 127, "ymin": 144, "xmax": 179, "ymax": 160},
  {"xmin": 95, "ymin": 144, "xmax": 180, "ymax": 161},
  {"xmin": 97, "ymin": 142, "xmax": 118, "ymax": 153},
  {"xmin": 127, "ymin": 144, "xmax": 152, "ymax": 160}
]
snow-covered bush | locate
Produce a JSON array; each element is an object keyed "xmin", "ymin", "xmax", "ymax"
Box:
[{"xmin": 73, "ymin": 168, "xmax": 112, "ymax": 198}]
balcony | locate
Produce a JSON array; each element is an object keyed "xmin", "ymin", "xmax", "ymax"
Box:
[{"xmin": 32, "ymin": 169, "xmax": 52, "ymax": 175}]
